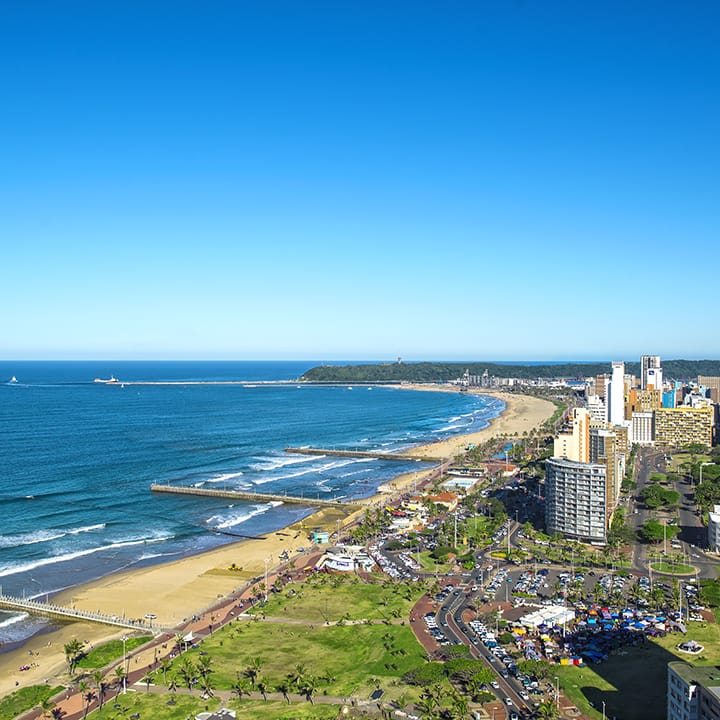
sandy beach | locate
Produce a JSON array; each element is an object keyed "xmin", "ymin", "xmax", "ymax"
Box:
[{"xmin": 0, "ymin": 386, "xmax": 555, "ymax": 698}]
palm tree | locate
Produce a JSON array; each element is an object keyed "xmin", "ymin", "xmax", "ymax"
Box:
[
  {"xmin": 178, "ymin": 658, "xmax": 196, "ymax": 692},
  {"xmin": 142, "ymin": 671, "xmax": 154, "ymax": 693},
  {"xmin": 257, "ymin": 677, "xmax": 269, "ymax": 701},
  {"xmin": 39, "ymin": 698, "xmax": 56, "ymax": 720},
  {"xmin": 197, "ymin": 654, "xmax": 213, "ymax": 682},
  {"xmin": 275, "ymin": 679, "xmax": 291, "ymax": 704},
  {"xmin": 93, "ymin": 670, "xmax": 107, "ymax": 709},
  {"xmin": 242, "ymin": 657, "xmax": 263, "ymax": 688},
  {"xmin": 64, "ymin": 638, "xmax": 85, "ymax": 676},
  {"xmin": 159, "ymin": 657, "xmax": 172, "ymax": 685},
  {"xmin": 231, "ymin": 677, "xmax": 251, "ymax": 702},
  {"xmin": 537, "ymin": 699, "xmax": 561, "ymax": 720},
  {"xmin": 113, "ymin": 666, "xmax": 126, "ymax": 697},
  {"xmin": 78, "ymin": 681, "xmax": 96, "ymax": 719},
  {"xmin": 299, "ymin": 673, "xmax": 319, "ymax": 705},
  {"xmin": 288, "ymin": 662, "xmax": 307, "ymax": 692}
]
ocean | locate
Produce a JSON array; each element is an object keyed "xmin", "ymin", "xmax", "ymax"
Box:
[{"xmin": 0, "ymin": 361, "xmax": 503, "ymax": 648}]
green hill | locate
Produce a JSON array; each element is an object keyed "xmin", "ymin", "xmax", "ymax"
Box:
[{"xmin": 300, "ymin": 360, "xmax": 720, "ymax": 383}]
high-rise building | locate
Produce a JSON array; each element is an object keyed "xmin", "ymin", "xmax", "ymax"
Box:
[
  {"xmin": 553, "ymin": 408, "xmax": 590, "ymax": 463},
  {"xmin": 641, "ymin": 355, "xmax": 662, "ymax": 390},
  {"xmin": 708, "ymin": 505, "xmax": 720, "ymax": 554},
  {"xmin": 608, "ymin": 361, "xmax": 625, "ymax": 426},
  {"xmin": 654, "ymin": 407, "xmax": 714, "ymax": 448},
  {"xmin": 589, "ymin": 426, "xmax": 626, "ymax": 516},
  {"xmin": 545, "ymin": 458, "xmax": 607, "ymax": 543}
]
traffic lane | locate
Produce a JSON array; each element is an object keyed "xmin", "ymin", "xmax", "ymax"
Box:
[{"xmin": 441, "ymin": 586, "xmax": 530, "ymax": 714}]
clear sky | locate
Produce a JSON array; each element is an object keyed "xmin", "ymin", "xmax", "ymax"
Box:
[{"xmin": 2, "ymin": 1, "xmax": 718, "ymax": 361}]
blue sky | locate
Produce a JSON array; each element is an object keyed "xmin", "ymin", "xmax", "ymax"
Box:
[{"xmin": 2, "ymin": 1, "xmax": 718, "ymax": 361}]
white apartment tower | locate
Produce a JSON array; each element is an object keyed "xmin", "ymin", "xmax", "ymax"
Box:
[
  {"xmin": 608, "ymin": 361, "xmax": 626, "ymax": 425},
  {"xmin": 641, "ymin": 354, "xmax": 663, "ymax": 391}
]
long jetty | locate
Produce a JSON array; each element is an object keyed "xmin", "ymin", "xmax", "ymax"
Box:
[
  {"xmin": 0, "ymin": 594, "xmax": 166, "ymax": 632},
  {"xmin": 285, "ymin": 447, "xmax": 438, "ymax": 462},
  {"xmin": 150, "ymin": 484, "xmax": 359, "ymax": 508}
]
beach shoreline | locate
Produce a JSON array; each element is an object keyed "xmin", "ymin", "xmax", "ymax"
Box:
[{"xmin": 0, "ymin": 385, "xmax": 555, "ymax": 698}]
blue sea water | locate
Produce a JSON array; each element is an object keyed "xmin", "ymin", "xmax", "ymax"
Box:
[{"xmin": 0, "ymin": 361, "xmax": 503, "ymax": 646}]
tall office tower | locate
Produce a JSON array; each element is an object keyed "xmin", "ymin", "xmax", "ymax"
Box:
[
  {"xmin": 608, "ymin": 361, "xmax": 625, "ymax": 425},
  {"xmin": 641, "ymin": 355, "xmax": 662, "ymax": 390}
]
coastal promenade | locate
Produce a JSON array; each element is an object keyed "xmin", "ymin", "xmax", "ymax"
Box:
[
  {"xmin": 0, "ymin": 595, "xmax": 164, "ymax": 632},
  {"xmin": 150, "ymin": 483, "xmax": 360, "ymax": 508}
]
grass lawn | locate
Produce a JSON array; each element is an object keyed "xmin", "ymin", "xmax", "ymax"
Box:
[
  {"xmin": 0, "ymin": 684, "xmax": 64, "ymax": 720},
  {"xmin": 254, "ymin": 573, "xmax": 424, "ymax": 623},
  {"xmin": 650, "ymin": 562, "xmax": 696, "ymax": 575},
  {"xmin": 555, "ymin": 621, "xmax": 720, "ymax": 720},
  {"xmin": 416, "ymin": 552, "xmax": 452, "ymax": 575},
  {"xmin": 77, "ymin": 636, "xmax": 152, "ymax": 669},
  {"xmin": 87, "ymin": 694, "xmax": 340, "ymax": 720},
  {"xmin": 180, "ymin": 618, "xmax": 425, "ymax": 701}
]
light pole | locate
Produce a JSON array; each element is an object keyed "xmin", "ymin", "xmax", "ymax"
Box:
[
  {"xmin": 602, "ymin": 700, "xmax": 606, "ymax": 720},
  {"xmin": 264, "ymin": 556, "xmax": 272, "ymax": 602},
  {"xmin": 699, "ymin": 462, "xmax": 712, "ymax": 487},
  {"xmin": 121, "ymin": 636, "xmax": 128, "ymax": 694},
  {"xmin": 554, "ymin": 676, "xmax": 560, "ymax": 708}
]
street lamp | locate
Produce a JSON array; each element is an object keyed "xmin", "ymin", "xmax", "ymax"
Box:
[
  {"xmin": 699, "ymin": 462, "xmax": 713, "ymax": 486},
  {"xmin": 554, "ymin": 676, "xmax": 560, "ymax": 708},
  {"xmin": 602, "ymin": 700, "xmax": 606, "ymax": 720},
  {"xmin": 264, "ymin": 556, "xmax": 272, "ymax": 602},
  {"xmin": 121, "ymin": 636, "xmax": 128, "ymax": 694}
]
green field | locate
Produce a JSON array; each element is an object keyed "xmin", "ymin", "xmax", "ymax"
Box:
[
  {"xmin": 87, "ymin": 694, "xmax": 340, "ymax": 720},
  {"xmin": 77, "ymin": 636, "xmax": 152, "ymax": 669},
  {"xmin": 650, "ymin": 562, "xmax": 696, "ymax": 575},
  {"xmin": 0, "ymin": 685, "xmax": 64, "ymax": 720},
  {"xmin": 251, "ymin": 573, "xmax": 424, "ymax": 623},
  {"xmin": 181, "ymin": 615, "xmax": 425, "ymax": 700}
]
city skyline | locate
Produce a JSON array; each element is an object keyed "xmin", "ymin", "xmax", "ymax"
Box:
[{"xmin": 2, "ymin": 2, "xmax": 719, "ymax": 360}]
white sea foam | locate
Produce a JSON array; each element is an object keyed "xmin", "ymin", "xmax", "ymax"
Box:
[
  {"xmin": 204, "ymin": 471, "xmax": 244, "ymax": 484},
  {"xmin": 0, "ymin": 523, "xmax": 106, "ymax": 549},
  {"xmin": 253, "ymin": 458, "xmax": 358, "ymax": 484},
  {"xmin": 250, "ymin": 455, "xmax": 320, "ymax": 472},
  {"xmin": 0, "ymin": 535, "xmax": 175, "ymax": 578},
  {"xmin": 207, "ymin": 501, "xmax": 284, "ymax": 530},
  {"xmin": 0, "ymin": 612, "xmax": 29, "ymax": 629}
]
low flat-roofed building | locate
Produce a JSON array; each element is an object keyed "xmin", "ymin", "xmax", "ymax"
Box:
[
  {"xmin": 668, "ymin": 661, "xmax": 720, "ymax": 720},
  {"xmin": 709, "ymin": 505, "xmax": 720, "ymax": 554}
]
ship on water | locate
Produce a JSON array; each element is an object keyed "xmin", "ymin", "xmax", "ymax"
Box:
[{"xmin": 93, "ymin": 376, "xmax": 118, "ymax": 384}]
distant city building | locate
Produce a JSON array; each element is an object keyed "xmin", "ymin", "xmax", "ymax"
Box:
[
  {"xmin": 699, "ymin": 375, "xmax": 720, "ymax": 404},
  {"xmin": 667, "ymin": 661, "xmax": 720, "ymax": 720},
  {"xmin": 629, "ymin": 388, "xmax": 662, "ymax": 414},
  {"xmin": 608, "ymin": 361, "xmax": 626, "ymax": 426},
  {"xmin": 586, "ymin": 394, "xmax": 607, "ymax": 424},
  {"xmin": 630, "ymin": 411, "xmax": 655, "ymax": 445},
  {"xmin": 545, "ymin": 457, "xmax": 607, "ymax": 543},
  {"xmin": 663, "ymin": 390, "xmax": 677, "ymax": 409},
  {"xmin": 641, "ymin": 355, "xmax": 662, "ymax": 390},
  {"xmin": 654, "ymin": 406, "xmax": 714, "ymax": 448},
  {"xmin": 709, "ymin": 505, "xmax": 720, "ymax": 554}
]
